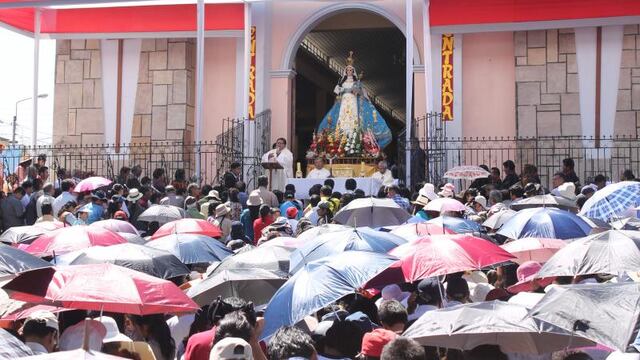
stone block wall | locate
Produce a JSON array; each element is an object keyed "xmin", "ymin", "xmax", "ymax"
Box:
[
  {"xmin": 515, "ymin": 29, "xmax": 580, "ymax": 137},
  {"xmin": 616, "ymin": 25, "xmax": 640, "ymax": 136},
  {"xmin": 53, "ymin": 39, "xmax": 104, "ymax": 145}
]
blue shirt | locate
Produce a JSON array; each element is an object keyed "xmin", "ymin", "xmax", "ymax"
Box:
[
  {"xmin": 238, "ymin": 192, "xmax": 249, "ymax": 208},
  {"xmin": 391, "ymin": 194, "xmax": 411, "ymax": 212},
  {"xmin": 86, "ymin": 202, "xmax": 104, "ymax": 224},
  {"xmin": 240, "ymin": 209, "xmax": 254, "ymax": 242}
]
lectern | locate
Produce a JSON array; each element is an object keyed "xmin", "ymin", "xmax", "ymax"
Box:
[{"xmin": 261, "ymin": 161, "xmax": 283, "ymax": 191}]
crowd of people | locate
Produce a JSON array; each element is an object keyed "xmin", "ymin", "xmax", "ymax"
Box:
[{"xmin": 1, "ymin": 152, "xmax": 638, "ymax": 360}]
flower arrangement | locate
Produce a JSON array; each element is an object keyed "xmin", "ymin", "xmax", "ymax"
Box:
[{"xmin": 307, "ymin": 127, "xmax": 379, "ymax": 159}]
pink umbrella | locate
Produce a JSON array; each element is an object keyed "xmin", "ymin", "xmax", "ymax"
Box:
[
  {"xmin": 151, "ymin": 219, "xmax": 222, "ymax": 240},
  {"xmin": 74, "ymin": 176, "xmax": 112, "ymax": 193},
  {"xmin": 444, "ymin": 165, "xmax": 490, "ymax": 180},
  {"xmin": 368, "ymin": 234, "xmax": 515, "ymax": 287},
  {"xmin": 91, "ymin": 219, "xmax": 138, "ymax": 235},
  {"xmin": 501, "ymin": 238, "xmax": 567, "ymax": 265},
  {"xmin": 25, "ymin": 226, "xmax": 127, "ymax": 257},
  {"xmin": 424, "ymin": 198, "xmax": 467, "ymax": 213},
  {"xmin": 4, "ymin": 264, "xmax": 199, "ymax": 315},
  {"xmin": 260, "ymin": 236, "xmax": 302, "ymax": 249},
  {"xmin": 1, "ymin": 304, "xmax": 70, "ymax": 322},
  {"xmin": 390, "ymin": 223, "xmax": 455, "ymax": 240}
]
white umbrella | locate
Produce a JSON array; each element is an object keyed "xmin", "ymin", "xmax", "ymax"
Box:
[
  {"xmin": 444, "ymin": 166, "xmax": 490, "ymax": 180},
  {"xmin": 510, "ymin": 195, "xmax": 577, "ymax": 212},
  {"xmin": 424, "ymin": 198, "xmax": 467, "ymax": 213},
  {"xmin": 295, "ymin": 224, "xmax": 351, "ymax": 244},
  {"xmin": 482, "ymin": 210, "xmax": 516, "ymax": 230},
  {"xmin": 137, "ymin": 205, "xmax": 185, "ymax": 224},
  {"xmin": 333, "ymin": 197, "xmax": 410, "ymax": 227},
  {"xmin": 403, "ymin": 301, "xmax": 594, "ymax": 354}
]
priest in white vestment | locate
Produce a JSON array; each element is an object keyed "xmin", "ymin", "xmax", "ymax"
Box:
[
  {"xmin": 307, "ymin": 157, "xmax": 331, "ymax": 179},
  {"xmin": 261, "ymin": 137, "xmax": 293, "ymax": 191}
]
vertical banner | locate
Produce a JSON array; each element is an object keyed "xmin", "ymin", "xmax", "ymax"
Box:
[
  {"xmin": 441, "ymin": 34, "xmax": 454, "ymax": 121},
  {"xmin": 248, "ymin": 25, "xmax": 257, "ymax": 120}
]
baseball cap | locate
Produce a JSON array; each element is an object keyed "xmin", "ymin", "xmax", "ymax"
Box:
[
  {"xmin": 360, "ymin": 328, "xmax": 397, "ymax": 357},
  {"xmin": 286, "ymin": 207, "xmax": 298, "ymax": 219},
  {"xmin": 209, "ymin": 337, "xmax": 253, "ymax": 360},
  {"xmin": 417, "ymin": 277, "xmax": 444, "ymax": 303}
]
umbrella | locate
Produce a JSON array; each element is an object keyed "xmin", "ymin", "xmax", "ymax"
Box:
[
  {"xmin": 25, "ymin": 226, "xmax": 128, "ymax": 257},
  {"xmin": 578, "ymin": 215, "xmax": 610, "ymax": 231},
  {"xmin": 403, "ymin": 301, "xmax": 594, "ymax": 354},
  {"xmin": 427, "ymin": 216, "xmax": 481, "ymax": 234},
  {"xmin": 259, "ymin": 236, "xmax": 302, "ymax": 249},
  {"xmin": 4, "ymin": 264, "xmax": 199, "ymax": 315},
  {"xmin": 0, "ymin": 223, "xmax": 64, "ymax": 245},
  {"xmin": 145, "ymin": 233, "xmax": 232, "ymax": 265},
  {"xmin": 187, "ymin": 268, "xmax": 287, "ymax": 307},
  {"xmin": 116, "ymin": 232, "xmax": 146, "ymax": 245},
  {"xmin": 368, "ymin": 234, "xmax": 515, "ymax": 285},
  {"xmin": 500, "ymin": 238, "xmax": 567, "ymax": 264},
  {"xmin": 151, "ymin": 218, "xmax": 222, "ymax": 240},
  {"xmin": 0, "ymin": 327, "xmax": 34, "ymax": 358},
  {"xmin": 74, "ymin": 176, "xmax": 112, "ymax": 193},
  {"xmin": 1, "ymin": 304, "xmax": 69, "ymax": 322},
  {"xmin": 510, "ymin": 195, "xmax": 577, "ymax": 211},
  {"xmin": 529, "ymin": 282, "xmax": 640, "ymax": 352},
  {"xmin": 580, "ymin": 181, "xmax": 640, "ymax": 222},
  {"xmin": 0, "ymin": 243, "xmax": 51, "ymax": 277},
  {"xmin": 295, "ymin": 224, "xmax": 351, "ymax": 243},
  {"xmin": 497, "ymin": 207, "xmax": 591, "ymax": 240},
  {"xmin": 262, "ymin": 251, "xmax": 397, "ymax": 339},
  {"xmin": 535, "ymin": 230, "xmax": 640, "ymax": 278},
  {"xmin": 482, "ymin": 210, "xmax": 517, "ymax": 231},
  {"xmin": 289, "ymin": 227, "xmax": 406, "ymax": 274},
  {"xmin": 137, "ymin": 205, "xmax": 185, "ymax": 225},
  {"xmin": 424, "ymin": 198, "xmax": 467, "ymax": 213},
  {"xmin": 443, "ymin": 165, "xmax": 490, "ymax": 180},
  {"xmin": 21, "ymin": 349, "xmax": 127, "ymax": 359},
  {"xmin": 207, "ymin": 245, "xmax": 293, "ymax": 276},
  {"xmin": 390, "ymin": 223, "xmax": 455, "ymax": 240},
  {"xmin": 333, "ymin": 198, "xmax": 411, "ymax": 227},
  {"xmin": 611, "ymin": 217, "xmax": 640, "ymax": 230},
  {"xmin": 91, "ymin": 219, "xmax": 139, "ymax": 235},
  {"xmin": 68, "ymin": 243, "xmax": 190, "ymax": 280}
]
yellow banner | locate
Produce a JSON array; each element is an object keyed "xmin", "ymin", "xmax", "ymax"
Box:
[
  {"xmin": 248, "ymin": 26, "xmax": 257, "ymax": 120},
  {"xmin": 441, "ymin": 34, "xmax": 454, "ymax": 121}
]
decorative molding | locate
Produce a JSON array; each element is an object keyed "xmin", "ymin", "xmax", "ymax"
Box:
[
  {"xmin": 281, "ymin": 2, "xmax": 423, "ymax": 70},
  {"xmin": 41, "ymin": 30, "xmax": 243, "ymax": 40},
  {"xmin": 270, "ymin": 69, "xmax": 297, "ymax": 79},
  {"xmin": 413, "ymin": 64, "xmax": 425, "ymax": 73}
]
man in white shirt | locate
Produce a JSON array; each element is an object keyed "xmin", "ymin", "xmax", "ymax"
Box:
[
  {"xmin": 370, "ymin": 160, "xmax": 394, "ymax": 186},
  {"xmin": 52, "ymin": 179, "xmax": 76, "ymax": 216},
  {"xmin": 22, "ymin": 310, "xmax": 59, "ymax": 355},
  {"xmin": 307, "ymin": 157, "xmax": 331, "ymax": 179}
]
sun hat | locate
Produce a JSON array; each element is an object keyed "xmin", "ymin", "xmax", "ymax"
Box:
[
  {"xmin": 507, "ymin": 261, "xmax": 554, "ymax": 294},
  {"xmin": 438, "ymin": 183, "xmax": 455, "ymax": 198},
  {"xmin": 24, "ymin": 310, "xmax": 59, "ymax": 332},
  {"xmin": 215, "ymin": 204, "xmax": 231, "ymax": 218},
  {"xmin": 380, "ymin": 284, "xmax": 410, "ymax": 302},
  {"xmin": 209, "ymin": 337, "xmax": 253, "ymax": 360},
  {"xmin": 473, "ymin": 195, "xmax": 487, "ymax": 210},
  {"xmin": 127, "ymin": 188, "xmax": 143, "ymax": 201},
  {"xmin": 59, "ymin": 319, "xmax": 107, "ymax": 351},
  {"xmin": 94, "ymin": 316, "xmax": 132, "ymax": 343},
  {"xmin": 411, "ymin": 194, "xmax": 430, "ymax": 206},
  {"xmin": 419, "ymin": 183, "xmax": 439, "ymax": 201},
  {"xmin": 207, "ymin": 190, "xmax": 221, "ymax": 201},
  {"xmin": 91, "ymin": 190, "xmax": 107, "ymax": 201},
  {"xmin": 360, "ymin": 329, "xmax": 398, "ymax": 357},
  {"xmin": 556, "ymin": 182, "xmax": 577, "ymax": 201},
  {"xmin": 246, "ymin": 190, "xmax": 263, "ymax": 207}
]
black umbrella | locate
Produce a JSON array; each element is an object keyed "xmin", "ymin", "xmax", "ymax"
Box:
[
  {"xmin": 207, "ymin": 245, "xmax": 293, "ymax": 277},
  {"xmin": 0, "ymin": 223, "xmax": 61, "ymax": 245},
  {"xmin": 0, "ymin": 243, "xmax": 51, "ymax": 277},
  {"xmin": 69, "ymin": 243, "xmax": 190, "ymax": 279},
  {"xmin": 146, "ymin": 234, "xmax": 232, "ymax": 265}
]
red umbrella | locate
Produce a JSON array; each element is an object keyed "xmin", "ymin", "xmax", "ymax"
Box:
[
  {"xmin": 91, "ymin": 219, "xmax": 139, "ymax": 235},
  {"xmin": 501, "ymin": 238, "xmax": 567, "ymax": 265},
  {"xmin": 150, "ymin": 219, "xmax": 222, "ymax": 240},
  {"xmin": 390, "ymin": 223, "xmax": 455, "ymax": 240},
  {"xmin": 1, "ymin": 304, "xmax": 70, "ymax": 322},
  {"xmin": 368, "ymin": 234, "xmax": 515, "ymax": 286},
  {"xmin": 74, "ymin": 176, "xmax": 112, "ymax": 193},
  {"xmin": 25, "ymin": 226, "xmax": 128, "ymax": 257},
  {"xmin": 4, "ymin": 264, "xmax": 199, "ymax": 315}
]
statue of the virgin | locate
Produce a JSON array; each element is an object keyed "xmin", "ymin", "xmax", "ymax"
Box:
[{"xmin": 316, "ymin": 51, "xmax": 392, "ymax": 149}]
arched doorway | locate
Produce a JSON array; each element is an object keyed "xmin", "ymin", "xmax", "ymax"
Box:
[{"xmin": 287, "ymin": 7, "xmax": 415, "ymax": 168}]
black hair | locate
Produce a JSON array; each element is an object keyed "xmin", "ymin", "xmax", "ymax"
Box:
[
  {"xmin": 128, "ymin": 314, "xmax": 175, "ymax": 360},
  {"xmin": 508, "ymin": 184, "xmax": 524, "ymax": 198},
  {"xmin": 377, "ymin": 300, "xmax": 407, "ymax": 328},
  {"xmin": 623, "ymin": 169, "xmax": 636, "ymax": 180},
  {"xmin": 345, "ymin": 178, "xmax": 357, "ymax": 191},
  {"xmin": 276, "ymin": 137, "xmax": 287, "ymax": 145},
  {"xmin": 213, "ymin": 311, "xmax": 253, "ymax": 345},
  {"xmin": 236, "ymin": 181, "xmax": 246, "ymax": 192},
  {"xmin": 354, "ymin": 189, "xmax": 365, "ymax": 198},
  {"xmin": 323, "ymin": 179, "xmax": 335, "ymax": 189},
  {"xmin": 152, "ymin": 168, "xmax": 164, "ymax": 179},
  {"xmin": 267, "ymin": 326, "xmax": 316, "ymax": 360},
  {"xmin": 502, "ymin": 160, "xmax": 516, "ymax": 172},
  {"xmin": 562, "ymin": 158, "xmax": 575, "ymax": 170},
  {"xmin": 594, "ymin": 174, "xmax": 606, "ymax": 183},
  {"xmin": 230, "ymin": 162, "xmax": 242, "ymax": 170},
  {"xmin": 41, "ymin": 202, "xmax": 53, "ymax": 216},
  {"xmin": 13, "ymin": 186, "xmax": 25, "ymax": 196},
  {"xmin": 380, "ymin": 337, "xmax": 426, "ymax": 360},
  {"xmin": 61, "ymin": 179, "xmax": 74, "ymax": 192},
  {"xmin": 308, "ymin": 184, "xmax": 322, "ymax": 197},
  {"xmin": 21, "ymin": 180, "xmax": 33, "ymax": 189},
  {"xmin": 320, "ymin": 186, "xmax": 332, "ymax": 196},
  {"xmin": 38, "ymin": 166, "xmax": 48, "ymax": 175},
  {"xmin": 259, "ymin": 204, "xmax": 271, "ymax": 219},
  {"xmin": 273, "ymin": 189, "xmax": 284, "ymax": 204},
  {"xmin": 22, "ymin": 319, "xmax": 56, "ymax": 338},
  {"xmin": 229, "ymin": 188, "xmax": 240, "ymax": 203},
  {"xmin": 464, "ymin": 345, "xmax": 508, "ymax": 360},
  {"xmin": 174, "ymin": 168, "xmax": 186, "ymax": 181},
  {"xmin": 258, "ymin": 175, "xmax": 269, "ymax": 188},
  {"xmin": 553, "ymin": 172, "xmax": 567, "ymax": 181},
  {"xmin": 324, "ymin": 320, "xmax": 362, "ymax": 358},
  {"xmin": 309, "ymin": 194, "xmax": 321, "ymax": 207}
]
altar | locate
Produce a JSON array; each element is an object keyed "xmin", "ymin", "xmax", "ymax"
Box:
[{"xmin": 287, "ymin": 177, "xmax": 383, "ymax": 199}]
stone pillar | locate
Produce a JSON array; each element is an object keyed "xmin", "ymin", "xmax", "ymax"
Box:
[
  {"xmin": 617, "ymin": 25, "xmax": 640, "ymax": 137},
  {"xmin": 269, "ymin": 70, "xmax": 296, "ymax": 145}
]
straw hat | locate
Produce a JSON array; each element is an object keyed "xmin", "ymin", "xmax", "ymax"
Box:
[
  {"xmin": 207, "ymin": 190, "xmax": 221, "ymax": 201},
  {"xmin": 246, "ymin": 190, "xmax": 263, "ymax": 207},
  {"xmin": 18, "ymin": 154, "xmax": 32, "ymax": 166},
  {"xmin": 215, "ymin": 204, "xmax": 231, "ymax": 218},
  {"xmin": 419, "ymin": 183, "xmax": 438, "ymax": 201},
  {"xmin": 411, "ymin": 194, "xmax": 430, "ymax": 207},
  {"xmin": 127, "ymin": 188, "xmax": 143, "ymax": 202}
]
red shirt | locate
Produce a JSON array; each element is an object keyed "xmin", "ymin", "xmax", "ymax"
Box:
[
  {"xmin": 184, "ymin": 327, "xmax": 216, "ymax": 360},
  {"xmin": 253, "ymin": 217, "xmax": 273, "ymax": 244}
]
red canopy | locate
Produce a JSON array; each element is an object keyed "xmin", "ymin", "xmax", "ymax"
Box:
[{"xmin": 0, "ymin": 2, "xmax": 244, "ymax": 36}]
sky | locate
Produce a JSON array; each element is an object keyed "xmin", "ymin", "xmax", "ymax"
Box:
[{"xmin": 0, "ymin": 27, "xmax": 55, "ymax": 145}]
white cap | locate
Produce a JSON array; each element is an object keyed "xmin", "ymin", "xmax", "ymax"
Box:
[
  {"xmin": 59, "ymin": 319, "xmax": 106, "ymax": 351},
  {"xmin": 210, "ymin": 337, "xmax": 253, "ymax": 360},
  {"xmin": 473, "ymin": 195, "xmax": 487, "ymax": 210},
  {"xmin": 24, "ymin": 310, "xmax": 59, "ymax": 332},
  {"xmin": 94, "ymin": 316, "xmax": 132, "ymax": 343}
]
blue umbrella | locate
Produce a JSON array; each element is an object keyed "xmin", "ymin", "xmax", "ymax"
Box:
[
  {"xmin": 146, "ymin": 233, "xmax": 233, "ymax": 265},
  {"xmin": 427, "ymin": 216, "xmax": 481, "ymax": 234},
  {"xmin": 498, "ymin": 207, "xmax": 591, "ymax": 240},
  {"xmin": 262, "ymin": 251, "xmax": 398, "ymax": 339},
  {"xmin": 406, "ymin": 215, "xmax": 428, "ymax": 224},
  {"xmin": 289, "ymin": 227, "xmax": 406, "ymax": 274},
  {"xmin": 579, "ymin": 181, "xmax": 640, "ymax": 222}
]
